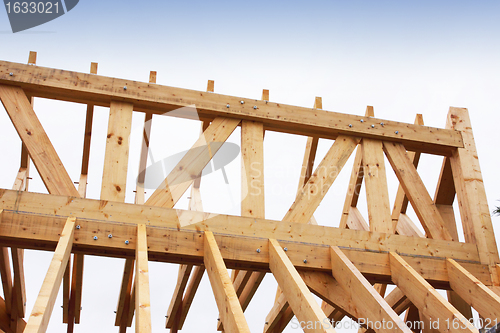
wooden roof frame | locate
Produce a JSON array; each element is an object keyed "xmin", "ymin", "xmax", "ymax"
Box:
[{"xmin": 0, "ymin": 53, "xmax": 499, "ymax": 333}]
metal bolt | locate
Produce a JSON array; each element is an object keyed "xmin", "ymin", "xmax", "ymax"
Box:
[
  {"xmin": 303, "ymin": 259, "xmax": 307, "ymax": 263},
  {"xmin": 395, "ymin": 131, "xmax": 399, "ymax": 134},
  {"xmin": 123, "ymin": 86, "xmax": 127, "ymax": 90},
  {"xmin": 240, "ymin": 100, "xmax": 245, "ymax": 104},
  {"xmin": 93, "ymin": 236, "xmax": 98, "ymax": 240},
  {"xmin": 348, "ymin": 124, "xmax": 352, "ymax": 128},
  {"xmin": 371, "ymin": 124, "xmax": 375, "ymax": 128},
  {"xmin": 256, "ymin": 248, "xmax": 261, "ymax": 253},
  {"xmin": 283, "ymin": 247, "xmax": 288, "ymax": 252},
  {"xmin": 265, "ymin": 321, "xmax": 269, "ymax": 325},
  {"xmin": 253, "ymin": 106, "xmax": 257, "ymax": 109},
  {"xmin": 9, "ymin": 72, "xmax": 13, "ymax": 76},
  {"xmin": 125, "ymin": 240, "xmax": 129, "ymax": 245},
  {"xmin": 76, "ymin": 225, "xmax": 81, "ymax": 230},
  {"xmin": 108, "ymin": 234, "xmax": 112, "ymax": 238},
  {"xmin": 226, "ymin": 104, "xmax": 230, "ymax": 108},
  {"xmin": 380, "ymin": 122, "xmax": 384, "ymax": 126},
  {"xmin": 360, "ymin": 119, "xmax": 364, "ymax": 123}
]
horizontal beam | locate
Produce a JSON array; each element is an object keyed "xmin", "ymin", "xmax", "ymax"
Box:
[
  {"xmin": 0, "ymin": 190, "xmax": 491, "ymax": 287},
  {"xmin": 0, "ymin": 61, "xmax": 463, "ymax": 155}
]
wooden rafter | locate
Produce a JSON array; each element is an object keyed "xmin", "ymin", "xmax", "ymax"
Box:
[
  {"xmin": 390, "ymin": 252, "xmax": 478, "ymax": 333},
  {"xmin": 135, "ymin": 224, "xmax": 152, "ymax": 333}
]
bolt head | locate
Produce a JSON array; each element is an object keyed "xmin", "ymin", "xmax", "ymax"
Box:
[
  {"xmin": 108, "ymin": 234, "xmax": 112, "ymax": 238},
  {"xmin": 348, "ymin": 124, "xmax": 352, "ymax": 128},
  {"xmin": 303, "ymin": 259, "xmax": 307, "ymax": 263},
  {"xmin": 360, "ymin": 119, "xmax": 364, "ymax": 123},
  {"xmin": 240, "ymin": 100, "xmax": 245, "ymax": 104},
  {"xmin": 9, "ymin": 72, "xmax": 13, "ymax": 76},
  {"xmin": 226, "ymin": 104, "xmax": 230, "ymax": 108},
  {"xmin": 125, "ymin": 240, "xmax": 130, "ymax": 245},
  {"xmin": 395, "ymin": 131, "xmax": 399, "ymax": 134},
  {"xmin": 256, "ymin": 248, "xmax": 261, "ymax": 253},
  {"xmin": 371, "ymin": 124, "xmax": 375, "ymax": 128},
  {"xmin": 123, "ymin": 86, "xmax": 127, "ymax": 90},
  {"xmin": 283, "ymin": 247, "xmax": 288, "ymax": 252},
  {"xmin": 380, "ymin": 122, "xmax": 384, "ymax": 126},
  {"xmin": 76, "ymin": 225, "xmax": 81, "ymax": 229},
  {"xmin": 93, "ymin": 236, "xmax": 98, "ymax": 240},
  {"xmin": 253, "ymin": 105, "xmax": 257, "ymax": 109}
]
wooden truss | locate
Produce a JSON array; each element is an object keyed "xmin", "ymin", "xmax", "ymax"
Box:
[{"xmin": 0, "ymin": 52, "xmax": 499, "ymax": 333}]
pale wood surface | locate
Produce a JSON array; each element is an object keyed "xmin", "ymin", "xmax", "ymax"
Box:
[
  {"xmin": 204, "ymin": 232, "xmax": 250, "ymax": 333},
  {"xmin": 24, "ymin": 218, "xmax": 75, "ymax": 333},
  {"xmin": 0, "ymin": 61, "xmax": 464, "ymax": 155},
  {"xmin": 135, "ymin": 224, "xmax": 152, "ymax": 333}
]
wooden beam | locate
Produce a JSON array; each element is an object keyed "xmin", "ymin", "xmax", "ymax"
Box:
[
  {"xmin": 263, "ymin": 292, "xmax": 292, "ymax": 333},
  {"xmin": 0, "ymin": 85, "xmax": 79, "ymax": 197},
  {"xmin": 446, "ymin": 258, "xmax": 500, "ymax": 322},
  {"xmin": 283, "ymin": 135, "xmax": 359, "ymax": 224},
  {"xmin": 175, "ymin": 265, "xmax": 205, "ymax": 330},
  {"xmin": 115, "ymin": 259, "xmax": 134, "ymax": 327},
  {"xmin": 383, "ymin": 141, "xmax": 453, "ymax": 241},
  {"xmin": 392, "ymin": 114, "xmax": 423, "ymax": 229},
  {"xmin": 0, "ymin": 245, "xmax": 12, "ymax": 316},
  {"xmin": 339, "ymin": 105, "xmax": 374, "ymax": 228},
  {"xmin": 145, "ymin": 117, "xmax": 240, "ymax": 208},
  {"xmin": 362, "ymin": 138, "xmax": 392, "ymax": 233},
  {"xmin": 0, "ymin": 190, "xmax": 486, "ymax": 279},
  {"xmin": 330, "ymin": 246, "xmax": 410, "ymax": 333},
  {"xmin": 135, "ymin": 224, "xmax": 151, "ymax": 333},
  {"xmin": 447, "ymin": 107, "xmax": 500, "ymax": 277},
  {"xmin": 204, "ymin": 231, "xmax": 250, "ymax": 333},
  {"xmin": 165, "ymin": 265, "xmax": 193, "ymax": 328},
  {"xmin": 24, "ymin": 217, "xmax": 75, "ymax": 333},
  {"xmin": 390, "ymin": 252, "xmax": 478, "ymax": 333},
  {"xmin": 10, "ymin": 248, "xmax": 25, "ymax": 318},
  {"xmin": 268, "ymin": 239, "xmax": 335, "ymax": 332},
  {"xmin": 1, "ymin": 296, "xmax": 26, "ymax": 333},
  {"xmin": 101, "ymin": 101, "xmax": 134, "ymax": 202},
  {"xmin": 0, "ymin": 61, "xmax": 464, "ymax": 155}
]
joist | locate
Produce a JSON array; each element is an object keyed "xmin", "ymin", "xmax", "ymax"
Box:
[
  {"xmin": 0, "ymin": 61, "xmax": 464, "ymax": 155},
  {"xmin": 268, "ymin": 239, "xmax": 335, "ymax": 333},
  {"xmin": 135, "ymin": 224, "xmax": 151, "ymax": 333},
  {"xmin": 390, "ymin": 252, "xmax": 478, "ymax": 333},
  {"xmin": 330, "ymin": 246, "xmax": 410, "ymax": 333},
  {"xmin": 145, "ymin": 117, "xmax": 240, "ymax": 208},
  {"xmin": 204, "ymin": 231, "xmax": 250, "ymax": 333},
  {"xmin": 24, "ymin": 217, "xmax": 75, "ymax": 333}
]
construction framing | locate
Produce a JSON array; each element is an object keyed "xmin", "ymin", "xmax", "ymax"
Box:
[{"xmin": 0, "ymin": 52, "xmax": 499, "ymax": 333}]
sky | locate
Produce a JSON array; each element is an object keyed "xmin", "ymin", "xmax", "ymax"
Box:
[{"xmin": 1, "ymin": 0, "xmax": 500, "ymax": 332}]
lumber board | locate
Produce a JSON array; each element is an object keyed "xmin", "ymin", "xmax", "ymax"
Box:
[
  {"xmin": 390, "ymin": 253, "xmax": 478, "ymax": 333},
  {"xmin": 383, "ymin": 141, "xmax": 453, "ymax": 241},
  {"xmin": 362, "ymin": 138, "xmax": 392, "ymax": 233},
  {"xmin": 101, "ymin": 101, "xmax": 134, "ymax": 202},
  {"xmin": 330, "ymin": 246, "xmax": 410, "ymax": 333},
  {"xmin": 165, "ymin": 265, "xmax": 193, "ymax": 328},
  {"xmin": 263, "ymin": 292, "xmax": 290, "ymax": 333},
  {"xmin": 283, "ymin": 135, "xmax": 359, "ymax": 224},
  {"xmin": 145, "ymin": 117, "xmax": 240, "ymax": 208},
  {"xmin": 176, "ymin": 265, "xmax": 204, "ymax": 330},
  {"xmin": 339, "ymin": 106, "xmax": 374, "ymax": 228},
  {"xmin": 446, "ymin": 258, "xmax": 500, "ymax": 322},
  {"xmin": 268, "ymin": 239, "xmax": 335, "ymax": 332},
  {"xmin": 115, "ymin": 259, "xmax": 134, "ymax": 327},
  {"xmin": 204, "ymin": 232, "xmax": 250, "ymax": 333},
  {"xmin": 10, "ymin": 248, "xmax": 25, "ymax": 318},
  {"xmin": 0, "ymin": 246, "xmax": 12, "ymax": 316},
  {"xmin": 0, "ymin": 85, "xmax": 78, "ymax": 197},
  {"xmin": 0, "ymin": 61, "xmax": 464, "ymax": 155},
  {"xmin": 24, "ymin": 217, "xmax": 75, "ymax": 333},
  {"xmin": 135, "ymin": 224, "xmax": 151, "ymax": 333}
]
